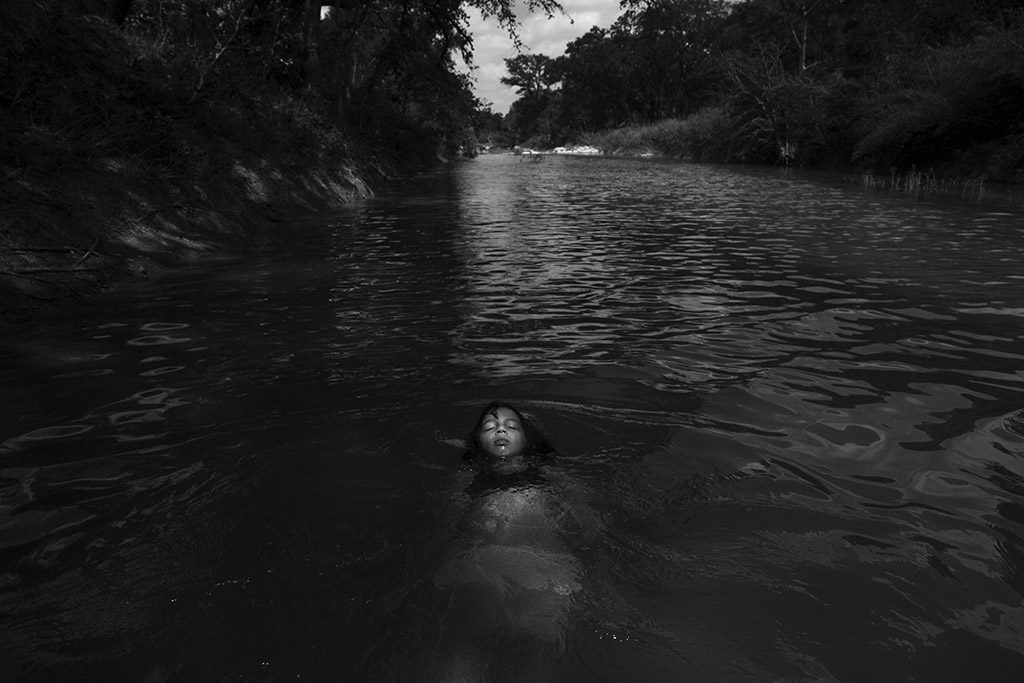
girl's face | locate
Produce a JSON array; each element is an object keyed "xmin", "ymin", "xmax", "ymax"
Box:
[{"xmin": 477, "ymin": 407, "xmax": 526, "ymax": 459}]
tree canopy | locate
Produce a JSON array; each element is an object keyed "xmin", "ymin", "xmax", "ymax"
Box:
[
  {"xmin": 6, "ymin": 0, "xmax": 564, "ymax": 163},
  {"xmin": 497, "ymin": 0, "xmax": 1024, "ymax": 180},
  {"xmin": 5, "ymin": 0, "xmax": 1021, "ymax": 178}
]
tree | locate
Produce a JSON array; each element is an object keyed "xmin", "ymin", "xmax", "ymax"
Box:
[
  {"xmin": 113, "ymin": 0, "xmax": 567, "ymax": 157},
  {"xmin": 611, "ymin": 0, "xmax": 729, "ymax": 119},
  {"xmin": 501, "ymin": 53, "xmax": 556, "ymax": 97},
  {"xmin": 774, "ymin": 0, "xmax": 835, "ymax": 72},
  {"xmin": 555, "ymin": 26, "xmax": 633, "ymax": 132}
]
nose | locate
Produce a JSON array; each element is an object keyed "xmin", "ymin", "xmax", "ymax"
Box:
[{"xmin": 495, "ymin": 424, "xmax": 507, "ymax": 434}]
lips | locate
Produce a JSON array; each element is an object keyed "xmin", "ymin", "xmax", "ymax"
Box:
[{"xmin": 493, "ymin": 438, "xmax": 509, "ymax": 447}]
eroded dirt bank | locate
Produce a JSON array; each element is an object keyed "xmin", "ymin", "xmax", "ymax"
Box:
[{"xmin": 0, "ymin": 150, "xmax": 376, "ymax": 323}]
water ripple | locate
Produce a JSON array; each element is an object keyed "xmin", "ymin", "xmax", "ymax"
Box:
[{"xmin": 3, "ymin": 155, "xmax": 1024, "ymax": 678}]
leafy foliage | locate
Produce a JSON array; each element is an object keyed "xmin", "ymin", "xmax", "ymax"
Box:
[
  {"xmin": 501, "ymin": 53, "xmax": 557, "ymax": 96},
  {"xmin": 854, "ymin": 17, "xmax": 1024, "ymax": 178},
  {"xmin": 720, "ymin": 43, "xmax": 860, "ymax": 165},
  {"xmin": 2, "ymin": 0, "xmax": 565, "ymax": 172},
  {"xmin": 499, "ymin": 0, "xmax": 1024, "ymax": 180}
]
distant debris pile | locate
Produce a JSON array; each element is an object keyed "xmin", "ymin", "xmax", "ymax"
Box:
[
  {"xmin": 512, "ymin": 145, "xmax": 602, "ymax": 156},
  {"xmin": 551, "ymin": 146, "xmax": 601, "ymax": 155}
]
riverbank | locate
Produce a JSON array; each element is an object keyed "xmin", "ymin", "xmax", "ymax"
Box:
[
  {"xmin": 0, "ymin": 5, "xmax": 392, "ymax": 324},
  {"xmin": 0, "ymin": 124, "xmax": 380, "ymax": 323},
  {"xmin": 583, "ymin": 109, "xmax": 1024, "ymax": 190},
  {"xmin": 502, "ymin": 3, "xmax": 1024, "ymax": 191},
  {"xmin": 575, "ymin": 110, "xmax": 1024, "ymax": 205}
]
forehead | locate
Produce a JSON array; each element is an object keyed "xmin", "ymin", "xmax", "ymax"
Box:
[{"xmin": 483, "ymin": 407, "xmax": 520, "ymax": 423}]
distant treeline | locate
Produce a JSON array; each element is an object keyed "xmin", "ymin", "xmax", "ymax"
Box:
[{"xmin": 491, "ymin": 0, "xmax": 1024, "ymax": 181}]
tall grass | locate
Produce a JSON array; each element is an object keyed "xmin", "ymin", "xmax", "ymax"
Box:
[{"xmin": 586, "ymin": 106, "xmax": 732, "ymax": 160}]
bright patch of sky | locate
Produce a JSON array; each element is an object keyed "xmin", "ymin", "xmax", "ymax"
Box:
[{"xmin": 463, "ymin": 1, "xmax": 624, "ymax": 115}]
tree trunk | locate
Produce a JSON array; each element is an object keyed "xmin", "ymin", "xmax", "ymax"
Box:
[
  {"xmin": 302, "ymin": 0, "xmax": 322, "ymax": 88},
  {"xmin": 777, "ymin": 0, "xmax": 826, "ymax": 73},
  {"xmin": 799, "ymin": 13, "xmax": 807, "ymax": 71}
]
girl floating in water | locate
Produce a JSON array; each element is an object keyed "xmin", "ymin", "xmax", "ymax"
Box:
[{"xmin": 433, "ymin": 402, "xmax": 589, "ymax": 682}]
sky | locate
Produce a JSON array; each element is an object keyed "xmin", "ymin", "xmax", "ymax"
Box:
[{"xmin": 464, "ymin": 1, "xmax": 624, "ymax": 115}]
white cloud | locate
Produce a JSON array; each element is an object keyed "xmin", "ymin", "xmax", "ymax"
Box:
[{"xmin": 463, "ymin": 0, "xmax": 623, "ymax": 114}]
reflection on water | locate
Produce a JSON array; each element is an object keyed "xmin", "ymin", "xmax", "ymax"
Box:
[{"xmin": 2, "ymin": 155, "xmax": 1024, "ymax": 680}]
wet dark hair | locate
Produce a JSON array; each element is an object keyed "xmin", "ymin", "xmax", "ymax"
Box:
[{"xmin": 462, "ymin": 401, "xmax": 556, "ymax": 465}]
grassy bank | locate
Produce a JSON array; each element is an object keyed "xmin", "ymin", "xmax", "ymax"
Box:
[
  {"xmin": 542, "ymin": 9, "xmax": 1024, "ymax": 193},
  {"xmin": 584, "ymin": 101, "xmax": 1023, "ymax": 204},
  {"xmin": 0, "ymin": 4, "xmax": 422, "ymax": 322},
  {"xmin": 583, "ymin": 108, "xmax": 734, "ymax": 162}
]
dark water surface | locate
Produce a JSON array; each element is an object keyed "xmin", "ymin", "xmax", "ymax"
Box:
[{"xmin": 3, "ymin": 154, "xmax": 1024, "ymax": 681}]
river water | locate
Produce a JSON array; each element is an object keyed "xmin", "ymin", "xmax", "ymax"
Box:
[{"xmin": 2, "ymin": 154, "xmax": 1024, "ymax": 681}]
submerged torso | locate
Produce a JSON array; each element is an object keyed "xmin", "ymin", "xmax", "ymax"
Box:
[
  {"xmin": 468, "ymin": 483, "xmax": 565, "ymax": 543},
  {"xmin": 436, "ymin": 466, "xmax": 582, "ymax": 596}
]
